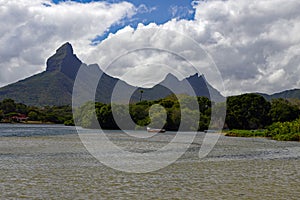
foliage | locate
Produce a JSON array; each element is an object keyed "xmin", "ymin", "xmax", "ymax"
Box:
[
  {"xmin": 64, "ymin": 119, "xmax": 74, "ymax": 126},
  {"xmin": 287, "ymin": 98, "xmax": 300, "ymax": 109},
  {"xmin": 226, "ymin": 93, "xmax": 271, "ymax": 130},
  {"xmin": 0, "ymin": 110, "xmax": 3, "ymax": 121},
  {"xmin": 265, "ymin": 119, "xmax": 300, "ymax": 141},
  {"xmin": 0, "ymin": 99, "xmax": 16, "ymax": 114},
  {"xmin": 0, "ymin": 98, "xmax": 73, "ymax": 124},
  {"xmin": 225, "ymin": 129, "xmax": 267, "ymax": 138},
  {"xmin": 2, "ymin": 92, "xmax": 300, "ymax": 142},
  {"xmin": 225, "ymin": 118, "xmax": 300, "ymax": 141},
  {"xmin": 28, "ymin": 111, "xmax": 39, "ymax": 121},
  {"xmin": 74, "ymin": 95, "xmax": 212, "ymax": 131},
  {"xmin": 269, "ymin": 98, "xmax": 300, "ymax": 123}
]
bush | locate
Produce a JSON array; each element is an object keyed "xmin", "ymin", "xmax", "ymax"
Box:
[
  {"xmin": 225, "ymin": 129, "xmax": 266, "ymax": 137},
  {"xmin": 64, "ymin": 119, "xmax": 74, "ymax": 126},
  {"xmin": 265, "ymin": 118, "xmax": 300, "ymax": 141}
]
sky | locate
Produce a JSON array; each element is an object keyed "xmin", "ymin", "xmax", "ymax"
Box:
[{"xmin": 1, "ymin": 0, "xmax": 300, "ymax": 96}]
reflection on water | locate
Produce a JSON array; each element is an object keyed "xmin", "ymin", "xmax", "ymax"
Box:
[{"xmin": 0, "ymin": 124, "xmax": 299, "ymax": 199}]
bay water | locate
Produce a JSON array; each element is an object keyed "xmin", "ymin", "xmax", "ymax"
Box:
[{"xmin": 0, "ymin": 124, "xmax": 299, "ymax": 199}]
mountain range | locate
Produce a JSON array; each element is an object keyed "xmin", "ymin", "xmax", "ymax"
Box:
[
  {"xmin": 257, "ymin": 89, "xmax": 300, "ymax": 101},
  {"xmin": 0, "ymin": 43, "xmax": 224, "ymax": 106}
]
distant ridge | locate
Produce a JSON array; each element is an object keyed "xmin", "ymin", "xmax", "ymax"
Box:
[
  {"xmin": 0, "ymin": 43, "xmax": 224, "ymax": 106},
  {"xmin": 258, "ymin": 89, "xmax": 300, "ymax": 101}
]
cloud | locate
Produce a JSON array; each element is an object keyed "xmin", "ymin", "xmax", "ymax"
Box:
[
  {"xmin": 2, "ymin": 0, "xmax": 300, "ymax": 97},
  {"xmin": 0, "ymin": 0, "xmax": 135, "ymax": 87},
  {"xmin": 90, "ymin": 0, "xmax": 300, "ymax": 96},
  {"xmin": 169, "ymin": 5, "xmax": 194, "ymax": 20},
  {"xmin": 136, "ymin": 4, "xmax": 156, "ymax": 14},
  {"xmin": 191, "ymin": 0, "xmax": 300, "ymax": 95},
  {"xmin": 86, "ymin": 25, "xmax": 213, "ymax": 89}
]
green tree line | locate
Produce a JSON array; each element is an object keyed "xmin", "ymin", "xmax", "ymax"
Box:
[
  {"xmin": 0, "ymin": 99, "xmax": 72, "ymax": 124},
  {"xmin": 226, "ymin": 94, "xmax": 300, "ymax": 130},
  {"xmin": 74, "ymin": 95, "xmax": 212, "ymax": 131},
  {"xmin": 2, "ymin": 93, "xmax": 300, "ymax": 141}
]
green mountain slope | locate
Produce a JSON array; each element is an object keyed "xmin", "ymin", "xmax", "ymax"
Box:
[
  {"xmin": 0, "ymin": 42, "xmax": 224, "ymax": 106},
  {"xmin": 258, "ymin": 89, "xmax": 300, "ymax": 101},
  {"xmin": 0, "ymin": 71, "xmax": 74, "ymax": 106}
]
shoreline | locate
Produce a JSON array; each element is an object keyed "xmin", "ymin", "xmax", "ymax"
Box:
[
  {"xmin": 223, "ymin": 129, "xmax": 300, "ymax": 142},
  {"xmin": 0, "ymin": 121, "xmax": 58, "ymax": 125}
]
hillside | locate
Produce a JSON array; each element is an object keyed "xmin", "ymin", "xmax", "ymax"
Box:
[
  {"xmin": 0, "ymin": 71, "xmax": 74, "ymax": 106},
  {"xmin": 258, "ymin": 89, "xmax": 300, "ymax": 101},
  {"xmin": 0, "ymin": 42, "xmax": 224, "ymax": 106}
]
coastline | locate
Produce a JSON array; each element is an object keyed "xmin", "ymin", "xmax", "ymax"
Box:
[
  {"xmin": 223, "ymin": 129, "xmax": 300, "ymax": 142},
  {"xmin": 0, "ymin": 121, "xmax": 56, "ymax": 125}
]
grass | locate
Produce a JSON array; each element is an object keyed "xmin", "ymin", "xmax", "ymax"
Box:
[
  {"xmin": 224, "ymin": 129, "xmax": 267, "ymax": 138},
  {"xmin": 224, "ymin": 128, "xmax": 300, "ymax": 142}
]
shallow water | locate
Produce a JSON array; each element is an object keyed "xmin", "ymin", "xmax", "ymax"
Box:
[{"xmin": 0, "ymin": 124, "xmax": 299, "ymax": 199}]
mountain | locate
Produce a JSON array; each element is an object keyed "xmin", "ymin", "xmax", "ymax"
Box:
[
  {"xmin": 0, "ymin": 43, "xmax": 224, "ymax": 106},
  {"xmin": 129, "ymin": 73, "xmax": 224, "ymax": 103},
  {"xmin": 46, "ymin": 42, "xmax": 82, "ymax": 80},
  {"xmin": 258, "ymin": 89, "xmax": 300, "ymax": 101},
  {"xmin": 0, "ymin": 43, "xmax": 80, "ymax": 106}
]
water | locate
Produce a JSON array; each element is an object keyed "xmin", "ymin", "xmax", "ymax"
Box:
[
  {"xmin": 0, "ymin": 124, "xmax": 299, "ymax": 199},
  {"xmin": 0, "ymin": 123, "xmax": 76, "ymax": 137}
]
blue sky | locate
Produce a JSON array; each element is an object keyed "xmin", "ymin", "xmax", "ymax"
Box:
[
  {"xmin": 52, "ymin": 0, "xmax": 195, "ymax": 42},
  {"xmin": 52, "ymin": 0, "xmax": 195, "ymax": 24}
]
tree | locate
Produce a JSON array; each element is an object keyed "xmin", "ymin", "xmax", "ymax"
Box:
[
  {"xmin": 179, "ymin": 108, "xmax": 199, "ymax": 131},
  {"xmin": 1, "ymin": 99, "xmax": 16, "ymax": 114},
  {"xmin": 226, "ymin": 94, "xmax": 271, "ymax": 129},
  {"xmin": 197, "ymin": 96, "xmax": 212, "ymax": 131},
  {"xmin": 0, "ymin": 110, "xmax": 3, "ymax": 121},
  {"xmin": 16, "ymin": 103, "xmax": 27, "ymax": 114},
  {"xmin": 28, "ymin": 111, "xmax": 39, "ymax": 121},
  {"xmin": 81, "ymin": 110, "xmax": 98, "ymax": 128},
  {"xmin": 178, "ymin": 95, "xmax": 199, "ymax": 110},
  {"xmin": 97, "ymin": 104, "xmax": 116, "ymax": 129},
  {"xmin": 197, "ymin": 96, "xmax": 211, "ymax": 113},
  {"xmin": 269, "ymin": 98, "xmax": 300, "ymax": 123},
  {"xmin": 139, "ymin": 90, "xmax": 144, "ymax": 102},
  {"xmin": 149, "ymin": 104, "xmax": 167, "ymax": 128},
  {"xmin": 111, "ymin": 104, "xmax": 135, "ymax": 129},
  {"xmin": 129, "ymin": 104, "xmax": 149, "ymax": 124}
]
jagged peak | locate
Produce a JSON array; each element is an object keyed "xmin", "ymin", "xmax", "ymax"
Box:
[
  {"xmin": 56, "ymin": 42, "xmax": 73, "ymax": 55},
  {"xmin": 46, "ymin": 42, "xmax": 82, "ymax": 80},
  {"xmin": 165, "ymin": 73, "xmax": 179, "ymax": 80},
  {"xmin": 161, "ymin": 73, "xmax": 205, "ymax": 84},
  {"xmin": 187, "ymin": 73, "xmax": 200, "ymax": 79}
]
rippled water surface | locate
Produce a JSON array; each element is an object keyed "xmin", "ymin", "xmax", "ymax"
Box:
[{"xmin": 0, "ymin": 124, "xmax": 299, "ymax": 199}]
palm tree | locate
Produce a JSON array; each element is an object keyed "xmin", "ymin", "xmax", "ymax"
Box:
[{"xmin": 139, "ymin": 90, "xmax": 144, "ymax": 102}]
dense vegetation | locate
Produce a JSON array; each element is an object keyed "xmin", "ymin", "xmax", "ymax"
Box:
[
  {"xmin": 265, "ymin": 119, "xmax": 300, "ymax": 141},
  {"xmin": 2, "ymin": 92, "xmax": 300, "ymax": 141},
  {"xmin": 225, "ymin": 94, "xmax": 300, "ymax": 141},
  {"xmin": 226, "ymin": 94, "xmax": 271, "ymax": 130},
  {"xmin": 0, "ymin": 99, "xmax": 72, "ymax": 124},
  {"xmin": 225, "ymin": 120, "xmax": 300, "ymax": 141},
  {"xmin": 226, "ymin": 94, "xmax": 300, "ymax": 130},
  {"xmin": 74, "ymin": 95, "xmax": 212, "ymax": 131}
]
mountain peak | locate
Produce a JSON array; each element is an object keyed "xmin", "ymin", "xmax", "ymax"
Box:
[
  {"xmin": 46, "ymin": 42, "xmax": 82, "ymax": 80},
  {"xmin": 56, "ymin": 42, "xmax": 73, "ymax": 55},
  {"xmin": 187, "ymin": 73, "xmax": 200, "ymax": 79},
  {"xmin": 165, "ymin": 73, "xmax": 179, "ymax": 80}
]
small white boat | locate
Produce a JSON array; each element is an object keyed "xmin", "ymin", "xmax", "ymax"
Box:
[{"xmin": 147, "ymin": 127, "xmax": 166, "ymax": 133}]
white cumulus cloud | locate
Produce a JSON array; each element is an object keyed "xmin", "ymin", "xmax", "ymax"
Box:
[
  {"xmin": 0, "ymin": 0, "xmax": 135, "ymax": 87},
  {"xmin": 1, "ymin": 0, "xmax": 300, "ymax": 97},
  {"xmin": 90, "ymin": 0, "xmax": 300, "ymax": 96}
]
